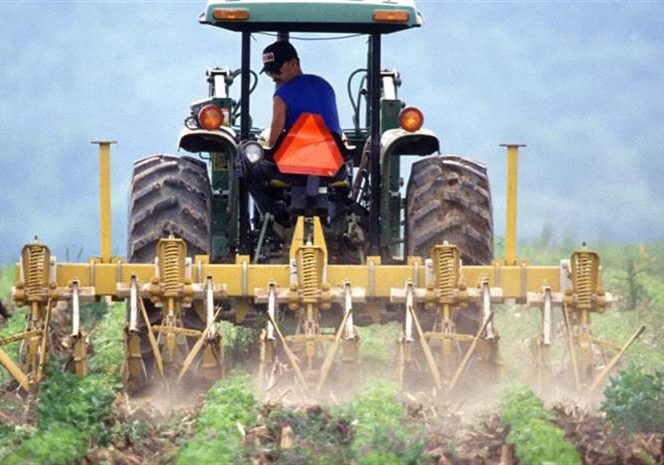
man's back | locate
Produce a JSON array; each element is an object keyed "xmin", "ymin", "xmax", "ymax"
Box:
[{"xmin": 275, "ymin": 74, "xmax": 342, "ymax": 136}]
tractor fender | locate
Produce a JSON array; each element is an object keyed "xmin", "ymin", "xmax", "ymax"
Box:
[
  {"xmin": 178, "ymin": 126, "xmax": 238, "ymax": 155},
  {"xmin": 380, "ymin": 128, "xmax": 440, "ymax": 161}
]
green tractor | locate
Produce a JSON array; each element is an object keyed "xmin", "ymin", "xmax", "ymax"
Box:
[
  {"xmin": 129, "ymin": 3, "xmax": 492, "ymax": 268},
  {"xmin": 123, "ymin": 0, "xmax": 495, "ymax": 390}
]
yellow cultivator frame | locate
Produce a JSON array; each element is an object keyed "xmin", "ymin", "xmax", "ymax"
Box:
[{"xmin": 0, "ymin": 144, "xmax": 643, "ymax": 395}]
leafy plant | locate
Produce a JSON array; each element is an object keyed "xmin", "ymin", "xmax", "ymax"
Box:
[
  {"xmin": 500, "ymin": 386, "xmax": 581, "ymax": 465},
  {"xmin": 0, "ymin": 424, "xmax": 34, "ymax": 462},
  {"xmin": 343, "ymin": 384, "xmax": 426, "ymax": 465},
  {"xmin": 37, "ymin": 372, "xmax": 117, "ymax": 444},
  {"xmin": 176, "ymin": 372, "xmax": 257, "ymax": 465},
  {"xmin": 602, "ymin": 364, "xmax": 664, "ymax": 433},
  {"xmin": 357, "ymin": 322, "xmax": 400, "ymax": 364},
  {"xmin": 220, "ymin": 321, "xmax": 258, "ymax": 359},
  {"xmin": 1, "ymin": 303, "xmax": 123, "ymax": 465},
  {"xmin": 87, "ymin": 303, "xmax": 125, "ymax": 378},
  {"xmin": 1, "ymin": 425, "xmax": 87, "ymax": 465}
]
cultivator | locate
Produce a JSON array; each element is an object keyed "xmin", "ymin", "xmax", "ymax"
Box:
[{"xmin": 0, "ymin": 144, "xmax": 643, "ymax": 397}]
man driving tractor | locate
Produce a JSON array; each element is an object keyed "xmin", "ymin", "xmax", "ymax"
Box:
[
  {"xmin": 241, "ymin": 40, "xmax": 346, "ymax": 223},
  {"xmin": 261, "ymin": 40, "xmax": 342, "ymax": 145}
]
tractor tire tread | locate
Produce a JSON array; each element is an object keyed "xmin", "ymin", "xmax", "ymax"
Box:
[
  {"xmin": 127, "ymin": 154, "xmax": 212, "ymax": 264},
  {"xmin": 406, "ymin": 155, "xmax": 493, "ymax": 265}
]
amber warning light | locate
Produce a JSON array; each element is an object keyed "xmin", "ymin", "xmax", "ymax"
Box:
[
  {"xmin": 198, "ymin": 105, "xmax": 224, "ymax": 130},
  {"xmin": 213, "ymin": 8, "xmax": 250, "ymax": 21},
  {"xmin": 373, "ymin": 9, "xmax": 410, "ymax": 23},
  {"xmin": 399, "ymin": 107, "xmax": 424, "ymax": 132}
]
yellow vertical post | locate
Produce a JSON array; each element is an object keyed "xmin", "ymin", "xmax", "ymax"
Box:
[
  {"xmin": 92, "ymin": 141, "xmax": 116, "ymax": 263},
  {"xmin": 500, "ymin": 144, "xmax": 526, "ymax": 265}
]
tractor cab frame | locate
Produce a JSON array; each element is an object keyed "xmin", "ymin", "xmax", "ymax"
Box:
[{"xmin": 179, "ymin": 0, "xmax": 439, "ymax": 262}]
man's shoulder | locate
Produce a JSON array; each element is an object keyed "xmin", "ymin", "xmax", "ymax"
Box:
[
  {"xmin": 277, "ymin": 74, "xmax": 333, "ymax": 95},
  {"xmin": 303, "ymin": 74, "xmax": 332, "ymax": 88}
]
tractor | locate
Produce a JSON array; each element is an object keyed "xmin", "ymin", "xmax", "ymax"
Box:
[
  {"xmin": 1, "ymin": 0, "xmax": 644, "ymax": 398},
  {"xmin": 123, "ymin": 0, "xmax": 496, "ymax": 393}
]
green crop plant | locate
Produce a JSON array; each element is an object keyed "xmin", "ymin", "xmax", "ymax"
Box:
[
  {"xmin": 176, "ymin": 372, "xmax": 257, "ymax": 465},
  {"xmin": 1, "ymin": 425, "xmax": 87, "ymax": 465},
  {"xmin": 0, "ymin": 302, "xmax": 124, "ymax": 465},
  {"xmin": 602, "ymin": 364, "xmax": 664, "ymax": 433},
  {"xmin": 0, "ymin": 424, "xmax": 34, "ymax": 463},
  {"xmin": 500, "ymin": 386, "xmax": 581, "ymax": 465},
  {"xmin": 357, "ymin": 323, "xmax": 400, "ymax": 364},
  {"xmin": 344, "ymin": 384, "xmax": 426, "ymax": 465},
  {"xmin": 87, "ymin": 303, "xmax": 125, "ymax": 378},
  {"xmin": 220, "ymin": 321, "xmax": 258, "ymax": 360}
]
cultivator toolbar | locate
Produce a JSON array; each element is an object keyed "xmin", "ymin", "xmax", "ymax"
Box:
[
  {"xmin": 0, "ymin": 143, "xmax": 643, "ymax": 397},
  {"xmin": 2, "ymin": 222, "xmax": 635, "ymax": 396}
]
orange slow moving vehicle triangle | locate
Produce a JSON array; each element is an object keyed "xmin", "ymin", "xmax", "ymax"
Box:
[{"xmin": 274, "ymin": 113, "xmax": 344, "ymax": 177}]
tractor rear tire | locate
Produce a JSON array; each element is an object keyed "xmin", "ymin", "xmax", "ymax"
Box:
[
  {"xmin": 405, "ymin": 155, "xmax": 493, "ymax": 265},
  {"xmin": 127, "ymin": 154, "xmax": 212, "ymax": 263},
  {"xmin": 126, "ymin": 154, "xmax": 212, "ymax": 386}
]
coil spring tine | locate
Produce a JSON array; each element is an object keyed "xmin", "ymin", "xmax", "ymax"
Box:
[
  {"xmin": 162, "ymin": 241, "xmax": 181, "ymax": 296},
  {"xmin": 435, "ymin": 247, "xmax": 457, "ymax": 302},
  {"xmin": 27, "ymin": 245, "xmax": 46, "ymax": 301},
  {"xmin": 576, "ymin": 253, "xmax": 593, "ymax": 309},
  {"xmin": 300, "ymin": 248, "xmax": 319, "ymax": 303}
]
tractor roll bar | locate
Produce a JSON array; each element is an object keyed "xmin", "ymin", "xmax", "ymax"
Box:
[
  {"xmin": 368, "ymin": 34, "xmax": 381, "ymax": 255},
  {"xmin": 239, "ymin": 31, "xmax": 251, "ymax": 252}
]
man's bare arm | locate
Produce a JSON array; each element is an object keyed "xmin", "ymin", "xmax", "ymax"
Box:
[{"xmin": 269, "ymin": 96, "xmax": 287, "ymax": 146}]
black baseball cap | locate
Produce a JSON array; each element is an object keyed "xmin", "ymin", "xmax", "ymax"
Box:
[{"xmin": 261, "ymin": 41, "xmax": 298, "ymax": 74}]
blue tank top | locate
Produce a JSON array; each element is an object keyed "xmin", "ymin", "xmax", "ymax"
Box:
[{"xmin": 274, "ymin": 74, "xmax": 342, "ymax": 136}]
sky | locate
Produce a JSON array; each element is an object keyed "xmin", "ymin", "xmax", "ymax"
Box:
[{"xmin": 1, "ymin": 1, "xmax": 663, "ymax": 263}]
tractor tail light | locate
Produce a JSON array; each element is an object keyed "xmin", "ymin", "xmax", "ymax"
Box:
[
  {"xmin": 373, "ymin": 9, "xmax": 410, "ymax": 23},
  {"xmin": 213, "ymin": 9, "xmax": 250, "ymax": 21},
  {"xmin": 198, "ymin": 105, "xmax": 224, "ymax": 130},
  {"xmin": 399, "ymin": 107, "xmax": 424, "ymax": 132}
]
